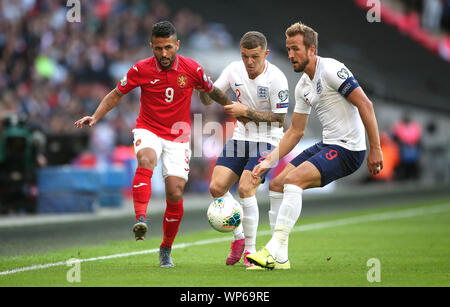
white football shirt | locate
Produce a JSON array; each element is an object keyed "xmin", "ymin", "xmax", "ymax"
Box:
[
  {"xmin": 214, "ymin": 60, "xmax": 289, "ymax": 146},
  {"xmin": 294, "ymin": 56, "xmax": 366, "ymax": 151}
]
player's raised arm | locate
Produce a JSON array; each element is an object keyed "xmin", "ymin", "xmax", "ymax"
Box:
[
  {"xmin": 74, "ymin": 88, "xmax": 123, "ymax": 128},
  {"xmin": 346, "ymin": 87, "xmax": 383, "ymax": 175}
]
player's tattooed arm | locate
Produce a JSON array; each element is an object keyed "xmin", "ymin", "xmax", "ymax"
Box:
[
  {"xmin": 197, "ymin": 86, "xmax": 231, "ymax": 106},
  {"xmin": 223, "ymin": 103, "xmax": 284, "ymax": 125},
  {"xmin": 245, "ymin": 109, "xmax": 286, "ymax": 125},
  {"xmin": 206, "ymin": 86, "xmax": 232, "ymax": 106},
  {"xmin": 198, "ymin": 91, "xmax": 214, "ymax": 106}
]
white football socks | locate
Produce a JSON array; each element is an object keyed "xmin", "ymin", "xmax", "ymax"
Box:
[
  {"xmin": 268, "ymin": 190, "xmax": 283, "ymax": 233},
  {"xmin": 239, "ymin": 196, "xmax": 258, "ymax": 253},
  {"xmin": 265, "ymin": 184, "xmax": 303, "ymax": 263}
]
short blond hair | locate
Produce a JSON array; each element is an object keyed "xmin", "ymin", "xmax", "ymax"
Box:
[{"xmin": 285, "ymin": 22, "xmax": 318, "ymax": 54}]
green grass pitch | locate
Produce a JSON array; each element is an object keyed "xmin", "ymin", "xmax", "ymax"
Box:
[{"xmin": 0, "ymin": 198, "xmax": 449, "ymax": 287}]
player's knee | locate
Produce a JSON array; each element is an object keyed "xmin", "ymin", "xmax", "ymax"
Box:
[
  {"xmin": 269, "ymin": 177, "xmax": 284, "ymax": 193},
  {"xmin": 283, "ymin": 170, "xmax": 299, "ymax": 185},
  {"xmin": 283, "ymin": 173, "xmax": 310, "ymax": 190},
  {"xmin": 237, "ymin": 182, "xmax": 255, "ymax": 198},
  {"xmin": 137, "ymin": 154, "xmax": 156, "ymax": 169},
  {"xmin": 209, "ymin": 182, "xmax": 227, "ymax": 198},
  {"xmin": 166, "ymin": 186, "xmax": 184, "ymax": 203}
]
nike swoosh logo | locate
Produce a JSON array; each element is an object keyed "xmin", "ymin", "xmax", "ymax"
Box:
[
  {"xmin": 150, "ymin": 79, "xmax": 160, "ymax": 84},
  {"xmin": 165, "ymin": 218, "xmax": 179, "ymax": 222},
  {"xmin": 197, "ymin": 67, "xmax": 201, "ymax": 72},
  {"xmin": 235, "ymin": 83, "xmax": 243, "ymax": 86},
  {"xmin": 132, "ymin": 65, "xmax": 138, "ymax": 71},
  {"xmin": 304, "ymin": 92, "xmax": 310, "ymax": 97},
  {"xmin": 133, "ymin": 183, "xmax": 148, "ymax": 188}
]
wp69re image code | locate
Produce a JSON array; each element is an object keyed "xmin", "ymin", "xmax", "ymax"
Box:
[{"xmin": 179, "ymin": 290, "xmax": 270, "ymax": 304}]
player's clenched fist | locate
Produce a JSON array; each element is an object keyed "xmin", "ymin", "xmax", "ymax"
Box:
[
  {"xmin": 367, "ymin": 148, "xmax": 383, "ymax": 176},
  {"xmin": 74, "ymin": 116, "xmax": 97, "ymax": 128}
]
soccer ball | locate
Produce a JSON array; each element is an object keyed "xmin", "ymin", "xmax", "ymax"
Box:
[{"xmin": 207, "ymin": 197, "xmax": 243, "ymax": 232}]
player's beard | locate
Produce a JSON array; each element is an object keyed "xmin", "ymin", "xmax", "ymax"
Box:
[
  {"xmin": 157, "ymin": 56, "xmax": 175, "ymax": 69},
  {"xmin": 294, "ymin": 57, "xmax": 309, "ymax": 73}
]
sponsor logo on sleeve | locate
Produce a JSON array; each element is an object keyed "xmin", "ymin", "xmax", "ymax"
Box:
[{"xmin": 276, "ymin": 102, "xmax": 289, "ymax": 108}]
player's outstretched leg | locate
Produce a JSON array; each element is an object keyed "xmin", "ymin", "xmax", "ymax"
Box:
[
  {"xmin": 132, "ymin": 147, "xmax": 157, "ymax": 241},
  {"xmin": 132, "ymin": 166, "xmax": 153, "ymax": 240}
]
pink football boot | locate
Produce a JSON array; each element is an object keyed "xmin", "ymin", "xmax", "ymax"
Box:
[
  {"xmin": 226, "ymin": 239, "xmax": 245, "ymax": 265},
  {"xmin": 243, "ymin": 251, "xmax": 254, "ymax": 267}
]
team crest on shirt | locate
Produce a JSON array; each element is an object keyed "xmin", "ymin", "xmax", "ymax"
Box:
[
  {"xmin": 135, "ymin": 139, "xmax": 141, "ymax": 147},
  {"xmin": 177, "ymin": 73, "xmax": 188, "ymax": 88},
  {"xmin": 257, "ymin": 86, "xmax": 269, "ymax": 99},
  {"xmin": 316, "ymin": 79, "xmax": 322, "ymax": 94}
]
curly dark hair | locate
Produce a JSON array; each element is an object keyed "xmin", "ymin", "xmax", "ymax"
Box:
[{"xmin": 151, "ymin": 21, "xmax": 177, "ymax": 39}]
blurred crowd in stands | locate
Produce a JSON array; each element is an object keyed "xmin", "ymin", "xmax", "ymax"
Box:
[
  {"xmin": 0, "ymin": 0, "xmax": 232, "ymax": 135},
  {"xmin": 0, "ymin": 0, "xmax": 235, "ymax": 199},
  {"xmin": 370, "ymin": 114, "xmax": 423, "ymax": 182},
  {"xmin": 403, "ymin": 0, "xmax": 450, "ymax": 33},
  {"xmin": 355, "ymin": 0, "xmax": 450, "ymax": 60},
  {"xmin": 0, "ymin": 0, "xmax": 448, "ymax": 213}
]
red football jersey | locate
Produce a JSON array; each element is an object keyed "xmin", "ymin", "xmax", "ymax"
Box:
[{"xmin": 116, "ymin": 55, "xmax": 213, "ymax": 142}]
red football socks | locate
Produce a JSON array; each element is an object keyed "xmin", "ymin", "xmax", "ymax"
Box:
[
  {"xmin": 161, "ymin": 199, "xmax": 184, "ymax": 248},
  {"xmin": 132, "ymin": 167, "xmax": 153, "ymax": 221}
]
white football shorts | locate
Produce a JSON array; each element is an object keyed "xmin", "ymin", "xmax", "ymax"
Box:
[{"xmin": 132, "ymin": 128, "xmax": 191, "ymax": 182}]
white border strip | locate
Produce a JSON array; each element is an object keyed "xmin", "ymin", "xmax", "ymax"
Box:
[{"xmin": 1, "ymin": 203, "xmax": 449, "ymax": 276}]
